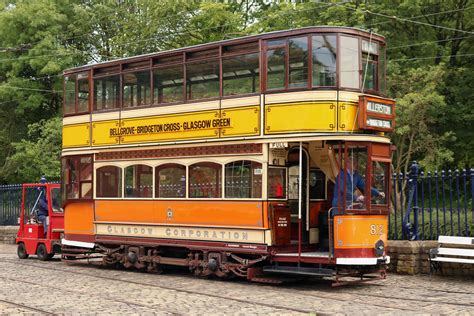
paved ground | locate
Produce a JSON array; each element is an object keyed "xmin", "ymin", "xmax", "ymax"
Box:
[{"xmin": 0, "ymin": 244, "xmax": 473, "ymax": 315}]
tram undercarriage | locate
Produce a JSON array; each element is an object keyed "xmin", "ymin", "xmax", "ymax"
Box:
[{"xmin": 61, "ymin": 239, "xmax": 389, "ymax": 286}]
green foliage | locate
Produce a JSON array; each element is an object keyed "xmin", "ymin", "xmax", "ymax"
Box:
[
  {"xmin": 2, "ymin": 117, "xmax": 62, "ymax": 183},
  {"xmin": 389, "ymin": 64, "xmax": 455, "ymax": 172}
]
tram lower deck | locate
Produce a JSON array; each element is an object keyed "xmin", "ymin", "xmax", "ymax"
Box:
[{"xmin": 61, "ymin": 137, "xmax": 391, "ymax": 284}]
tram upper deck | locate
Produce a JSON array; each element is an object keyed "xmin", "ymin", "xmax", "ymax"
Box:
[{"xmin": 62, "ymin": 26, "xmax": 395, "ymax": 152}]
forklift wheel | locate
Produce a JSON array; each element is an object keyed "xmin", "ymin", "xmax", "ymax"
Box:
[
  {"xmin": 37, "ymin": 244, "xmax": 51, "ymax": 261},
  {"xmin": 17, "ymin": 243, "xmax": 29, "ymax": 259}
]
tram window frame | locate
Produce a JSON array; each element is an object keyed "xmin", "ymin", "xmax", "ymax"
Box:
[
  {"xmin": 188, "ymin": 162, "xmax": 222, "ymax": 199},
  {"xmin": 222, "ymin": 52, "xmax": 260, "ymax": 97},
  {"xmin": 61, "ymin": 155, "xmax": 93, "ymax": 203},
  {"xmin": 379, "ymin": 44, "xmax": 386, "ymax": 95},
  {"xmin": 155, "ymin": 163, "xmax": 187, "ymax": 199},
  {"xmin": 267, "ymin": 166, "xmax": 287, "ymax": 200},
  {"xmin": 63, "ymin": 72, "xmax": 90, "ymax": 116},
  {"xmin": 370, "ymin": 159, "xmax": 390, "ymax": 208},
  {"xmin": 124, "ymin": 164, "xmax": 153, "ymax": 199},
  {"xmin": 186, "ymin": 58, "xmax": 220, "ymax": 101},
  {"xmin": 361, "ymin": 39, "xmax": 379, "ymax": 92},
  {"xmin": 224, "ymin": 160, "xmax": 263, "ymax": 199},
  {"xmin": 96, "ymin": 165, "xmax": 123, "ymax": 198},
  {"xmin": 309, "ymin": 168, "xmax": 327, "ymax": 201},
  {"xmin": 264, "ymin": 35, "xmax": 311, "ymax": 92},
  {"xmin": 153, "ymin": 63, "xmax": 185, "ymax": 105},
  {"xmin": 93, "ymin": 74, "xmax": 121, "ymax": 111},
  {"xmin": 312, "ymin": 34, "xmax": 337, "ymax": 88},
  {"xmin": 339, "ymin": 35, "xmax": 361, "ymax": 90},
  {"xmin": 122, "ymin": 70, "xmax": 152, "ymax": 109}
]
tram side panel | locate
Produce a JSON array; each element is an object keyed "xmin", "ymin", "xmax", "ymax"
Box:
[
  {"xmin": 333, "ymin": 215, "xmax": 388, "ymax": 260},
  {"xmin": 63, "ymin": 201, "xmax": 95, "ymax": 243}
]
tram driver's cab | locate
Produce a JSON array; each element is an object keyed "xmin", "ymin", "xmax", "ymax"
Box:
[{"xmin": 267, "ymin": 140, "xmax": 391, "ymax": 253}]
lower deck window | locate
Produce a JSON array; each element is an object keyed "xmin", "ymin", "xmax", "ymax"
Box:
[
  {"xmin": 125, "ymin": 165, "xmax": 152, "ymax": 198},
  {"xmin": 268, "ymin": 167, "xmax": 287, "ymax": 199},
  {"xmin": 96, "ymin": 166, "xmax": 122, "ymax": 198},
  {"xmin": 189, "ymin": 162, "xmax": 222, "ymax": 198},
  {"xmin": 156, "ymin": 164, "xmax": 186, "ymax": 198},
  {"xmin": 225, "ymin": 161, "xmax": 262, "ymax": 198}
]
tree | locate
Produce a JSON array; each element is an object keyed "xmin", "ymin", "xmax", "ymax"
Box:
[
  {"xmin": 389, "ymin": 64, "xmax": 454, "ymax": 174},
  {"xmin": 3, "ymin": 117, "xmax": 62, "ymax": 183}
]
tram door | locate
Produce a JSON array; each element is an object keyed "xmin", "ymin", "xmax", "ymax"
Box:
[{"xmin": 288, "ymin": 147, "xmax": 309, "ymax": 243}]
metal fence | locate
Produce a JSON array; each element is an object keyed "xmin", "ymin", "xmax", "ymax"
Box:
[
  {"xmin": 1, "ymin": 167, "xmax": 473, "ymax": 240},
  {"xmin": 389, "ymin": 162, "xmax": 473, "ymax": 240},
  {"xmin": 0, "ymin": 184, "xmax": 22, "ymax": 225}
]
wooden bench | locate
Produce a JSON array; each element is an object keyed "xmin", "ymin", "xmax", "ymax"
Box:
[{"xmin": 429, "ymin": 236, "xmax": 474, "ymax": 274}]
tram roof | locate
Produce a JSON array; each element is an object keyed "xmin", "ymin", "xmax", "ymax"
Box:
[{"xmin": 64, "ymin": 26, "xmax": 385, "ymax": 75}]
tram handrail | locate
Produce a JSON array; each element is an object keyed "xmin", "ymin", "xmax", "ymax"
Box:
[{"xmin": 328, "ymin": 207, "xmax": 336, "ymax": 260}]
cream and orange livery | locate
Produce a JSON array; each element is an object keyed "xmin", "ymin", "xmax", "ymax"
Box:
[{"xmin": 61, "ymin": 26, "xmax": 394, "ymax": 285}]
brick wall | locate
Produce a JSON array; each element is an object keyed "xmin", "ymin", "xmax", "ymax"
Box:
[
  {"xmin": 0, "ymin": 226, "xmax": 18, "ymax": 244},
  {"xmin": 388, "ymin": 240, "xmax": 474, "ymax": 276}
]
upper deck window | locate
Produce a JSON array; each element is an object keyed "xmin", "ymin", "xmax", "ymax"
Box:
[
  {"xmin": 312, "ymin": 35, "xmax": 336, "ymax": 87},
  {"xmin": 223, "ymin": 52, "xmax": 259, "ymax": 96},
  {"xmin": 362, "ymin": 40, "xmax": 379, "ymax": 91},
  {"xmin": 123, "ymin": 71, "xmax": 151, "ymax": 108},
  {"xmin": 266, "ymin": 46, "xmax": 286, "ymax": 90},
  {"xmin": 186, "ymin": 59, "xmax": 220, "ymax": 100},
  {"xmin": 266, "ymin": 37, "xmax": 310, "ymax": 90},
  {"xmin": 288, "ymin": 37, "xmax": 309, "ymax": 88},
  {"xmin": 64, "ymin": 75, "xmax": 76, "ymax": 115},
  {"xmin": 77, "ymin": 73, "xmax": 89, "ymax": 113},
  {"xmin": 153, "ymin": 64, "xmax": 184, "ymax": 104},
  {"xmin": 63, "ymin": 72, "xmax": 89, "ymax": 115},
  {"xmin": 94, "ymin": 75, "xmax": 120, "ymax": 110},
  {"xmin": 340, "ymin": 36, "xmax": 360, "ymax": 89}
]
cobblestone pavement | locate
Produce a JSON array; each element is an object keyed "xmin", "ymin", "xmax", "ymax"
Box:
[{"xmin": 0, "ymin": 244, "xmax": 473, "ymax": 315}]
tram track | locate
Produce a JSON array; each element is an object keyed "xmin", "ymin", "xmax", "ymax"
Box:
[
  {"xmin": 0, "ymin": 259, "xmax": 313, "ymax": 314},
  {"xmin": 0, "ymin": 275, "xmax": 181, "ymax": 315},
  {"xmin": 2, "ymin": 258, "xmax": 472, "ymax": 313},
  {"xmin": 0, "ymin": 298, "xmax": 54, "ymax": 315}
]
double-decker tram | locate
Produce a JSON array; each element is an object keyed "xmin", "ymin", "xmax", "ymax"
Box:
[{"xmin": 61, "ymin": 27, "xmax": 395, "ymax": 285}]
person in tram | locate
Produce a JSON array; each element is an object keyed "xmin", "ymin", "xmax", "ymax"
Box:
[
  {"xmin": 332, "ymin": 156, "xmax": 385, "ymax": 214},
  {"xmin": 37, "ymin": 176, "xmax": 49, "ymax": 237}
]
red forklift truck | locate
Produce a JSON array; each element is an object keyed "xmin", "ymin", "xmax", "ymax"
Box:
[{"xmin": 16, "ymin": 183, "xmax": 64, "ymax": 260}]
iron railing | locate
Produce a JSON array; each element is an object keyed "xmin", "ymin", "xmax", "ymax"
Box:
[
  {"xmin": 390, "ymin": 162, "xmax": 473, "ymax": 240},
  {"xmin": 1, "ymin": 168, "xmax": 472, "ymax": 240},
  {"xmin": 0, "ymin": 184, "xmax": 22, "ymax": 225}
]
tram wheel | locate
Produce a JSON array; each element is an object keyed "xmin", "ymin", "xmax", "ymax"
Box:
[
  {"xmin": 37, "ymin": 244, "xmax": 50, "ymax": 261},
  {"xmin": 17, "ymin": 243, "xmax": 29, "ymax": 259}
]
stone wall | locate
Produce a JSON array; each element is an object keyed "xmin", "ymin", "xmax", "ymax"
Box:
[
  {"xmin": 0, "ymin": 226, "xmax": 18, "ymax": 244},
  {"xmin": 388, "ymin": 240, "xmax": 474, "ymax": 276}
]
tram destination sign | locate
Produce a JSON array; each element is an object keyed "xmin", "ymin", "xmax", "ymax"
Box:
[{"xmin": 358, "ymin": 96, "xmax": 396, "ymax": 132}]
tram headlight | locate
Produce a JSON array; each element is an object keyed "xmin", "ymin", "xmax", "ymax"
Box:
[{"xmin": 375, "ymin": 240, "xmax": 385, "ymax": 257}]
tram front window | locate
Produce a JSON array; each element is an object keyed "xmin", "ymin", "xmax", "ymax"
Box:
[
  {"xmin": 371, "ymin": 161, "xmax": 389, "ymax": 205},
  {"xmin": 333, "ymin": 146, "xmax": 369, "ymax": 211}
]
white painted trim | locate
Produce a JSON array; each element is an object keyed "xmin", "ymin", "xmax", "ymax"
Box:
[
  {"xmin": 336, "ymin": 257, "xmax": 377, "ymax": 265},
  {"xmin": 61, "ymin": 238, "xmax": 95, "ymax": 249},
  {"xmin": 437, "ymin": 248, "xmax": 474, "ymax": 257},
  {"xmin": 431, "ymin": 257, "xmax": 474, "ymax": 264},
  {"xmin": 439, "ymin": 235, "xmax": 474, "ymax": 245}
]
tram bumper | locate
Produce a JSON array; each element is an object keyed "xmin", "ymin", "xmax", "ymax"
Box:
[{"xmin": 336, "ymin": 255, "xmax": 390, "ymax": 265}]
